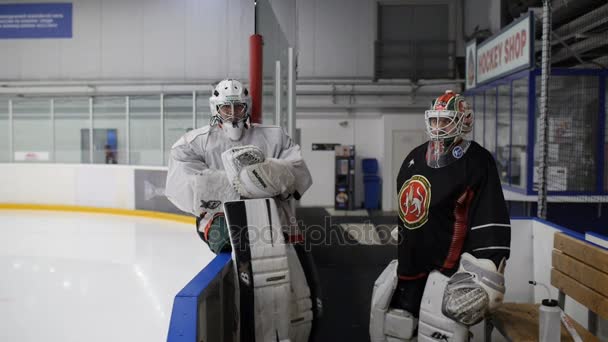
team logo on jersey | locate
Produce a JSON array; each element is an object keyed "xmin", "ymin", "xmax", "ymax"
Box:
[
  {"xmin": 398, "ymin": 175, "xmax": 431, "ymax": 229},
  {"xmin": 452, "ymin": 146, "xmax": 464, "ymax": 159}
]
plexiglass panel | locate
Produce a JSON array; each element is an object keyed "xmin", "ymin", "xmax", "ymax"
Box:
[
  {"xmin": 164, "ymin": 94, "xmax": 193, "ymax": 165},
  {"xmin": 496, "ymin": 84, "xmax": 511, "ymax": 183},
  {"xmin": 484, "ymin": 88, "xmax": 496, "ymax": 155},
  {"xmin": 0, "ymin": 98, "xmax": 9, "ymax": 162},
  {"xmin": 196, "ymin": 92, "xmax": 211, "ymax": 130},
  {"xmin": 55, "ymin": 98, "xmax": 90, "ymax": 164},
  {"xmin": 13, "ymin": 98, "xmax": 51, "ymax": 163},
  {"xmin": 130, "ymin": 96, "xmax": 162, "ymax": 166},
  {"xmin": 511, "ymin": 77, "xmax": 529, "ymax": 188},
  {"xmin": 473, "ymin": 94, "xmax": 484, "ymax": 145},
  {"xmin": 92, "ymin": 97, "xmax": 126, "ymax": 164}
]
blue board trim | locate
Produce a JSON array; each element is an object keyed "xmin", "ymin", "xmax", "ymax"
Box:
[{"xmin": 167, "ymin": 252, "xmax": 232, "ymax": 342}]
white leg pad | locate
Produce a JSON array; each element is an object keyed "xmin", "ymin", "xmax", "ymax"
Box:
[
  {"xmin": 226, "ymin": 199, "xmax": 293, "ymax": 342},
  {"xmin": 417, "ymin": 271, "xmax": 469, "ymax": 342},
  {"xmin": 287, "ymin": 244, "xmax": 313, "ymax": 342},
  {"xmin": 370, "ymin": 260, "xmax": 417, "ymax": 342}
]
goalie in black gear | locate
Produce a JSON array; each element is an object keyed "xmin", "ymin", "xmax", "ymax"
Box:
[{"xmin": 370, "ymin": 90, "xmax": 511, "ymax": 342}]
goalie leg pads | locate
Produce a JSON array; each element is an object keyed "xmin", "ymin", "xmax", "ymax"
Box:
[
  {"xmin": 291, "ymin": 241, "xmax": 323, "ymax": 320},
  {"xmin": 417, "ymin": 271, "xmax": 469, "ymax": 342},
  {"xmin": 442, "ymin": 253, "xmax": 506, "ymax": 326},
  {"xmin": 369, "ymin": 260, "xmax": 418, "ymax": 342},
  {"xmin": 287, "ymin": 245, "xmax": 314, "ymax": 342},
  {"xmin": 224, "ymin": 199, "xmax": 291, "ymax": 342}
]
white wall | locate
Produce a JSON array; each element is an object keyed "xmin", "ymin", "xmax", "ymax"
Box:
[
  {"xmin": 381, "ymin": 113, "xmax": 426, "ymax": 211},
  {"xmin": 297, "ymin": 117, "xmax": 352, "ymax": 207},
  {"xmin": 0, "ymin": 0, "xmax": 253, "ymax": 81},
  {"xmin": 0, "ymin": 0, "xmax": 501, "ymax": 81},
  {"xmin": 505, "ymin": 219, "xmax": 535, "ymax": 303},
  {"xmin": 297, "ymin": 112, "xmax": 384, "ymax": 208},
  {"xmin": 297, "ymin": 0, "xmax": 375, "ymax": 78}
]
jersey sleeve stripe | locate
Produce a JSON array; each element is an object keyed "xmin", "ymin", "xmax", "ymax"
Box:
[
  {"xmin": 472, "ymin": 246, "xmax": 511, "ymax": 252},
  {"xmin": 470, "ymin": 223, "xmax": 511, "ymax": 230}
]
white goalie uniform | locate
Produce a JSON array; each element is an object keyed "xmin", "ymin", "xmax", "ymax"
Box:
[{"xmin": 165, "ymin": 123, "xmax": 316, "ymax": 342}]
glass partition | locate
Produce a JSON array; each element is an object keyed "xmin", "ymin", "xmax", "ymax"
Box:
[
  {"xmin": 511, "ymin": 77, "xmax": 529, "ymax": 188},
  {"xmin": 196, "ymin": 92, "xmax": 211, "ymax": 130},
  {"xmin": 496, "ymin": 84, "xmax": 511, "ymax": 183},
  {"xmin": 130, "ymin": 96, "xmax": 162, "ymax": 166},
  {"xmin": 484, "ymin": 88, "xmax": 496, "ymax": 155},
  {"xmin": 473, "ymin": 94, "xmax": 484, "ymax": 145},
  {"xmin": 13, "ymin": 98, "xmax": 51, "ymax": 163},
  {"xmin": 92, "ymin": 97, "xmax": 126, "ymax": 164},
  {"xmin": 55, "ymin": 98, "xmax": 90, "ymax": 163},
  {"xmin": 0, "ymin": 99, "xmax": 9, "ymax": 162},
  {"xmin": 164, "ymin": 94, "xmax": 193, "ymax": 165}
]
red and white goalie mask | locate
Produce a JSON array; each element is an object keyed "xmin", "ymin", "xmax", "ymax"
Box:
[
  {"xmin": 424, "ymin": 90, "xmax": 473, "ymax": 141},
  {"xmin": 424, "ymin": 91, "xmax": 474, "ymax": 168}
]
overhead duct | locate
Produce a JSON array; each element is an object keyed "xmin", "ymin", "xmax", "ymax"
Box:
[
  {"xmin": 552, "ymin": 2, "xmax": 608, "ymax": 41},
  {"xmin": 551, "ymin": 30, "xmax": 608, "ymax": 64},
  {"xmin": 550, "ymin": 0, "xmax": 606, "ymax": 26}
]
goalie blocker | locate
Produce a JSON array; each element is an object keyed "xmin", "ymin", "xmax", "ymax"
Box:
[{"xmin": 224, "ymin": 198, "xmax": 322, "ymax": 342}]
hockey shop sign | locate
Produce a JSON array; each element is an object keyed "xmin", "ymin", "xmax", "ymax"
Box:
[{"xmin": 476, "ymin": 12, "xmax": 533, "ymax": 84}]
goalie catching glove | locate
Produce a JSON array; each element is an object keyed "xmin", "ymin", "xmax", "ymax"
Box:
[
  {"xmin": 222, "ymin": 145, "xmax": 296, "ymax": 199},
  {"xmin": 441, "ymin": 253, "xmax": 506, "ymax": 326}
]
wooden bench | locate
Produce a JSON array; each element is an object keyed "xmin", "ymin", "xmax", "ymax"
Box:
[{"xmin": 485, "ymin": 232, "xmax": 607, "ymax": 341}]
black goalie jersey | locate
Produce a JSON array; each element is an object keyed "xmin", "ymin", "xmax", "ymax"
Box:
[{"xmin": 396, "ymin": 140, "xmax": 511, "ymax": 282}]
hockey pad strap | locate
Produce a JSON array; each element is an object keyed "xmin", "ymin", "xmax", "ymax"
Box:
[
  {"xmin": 442, "ymin": 253, "xmax": 505, "ymax": 326},
  {"xmin": 221, "ymin": 145, "xmax": 266, "ymax": 191},
  {"xmin": 236, "ymin": 158, "xmax": 296, "ymax": 199}
]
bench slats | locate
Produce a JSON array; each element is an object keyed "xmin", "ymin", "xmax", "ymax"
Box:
[
  {"xmin": 554, "ymin": 233, "xmax": 608, "ymax": 274},
  {"xmin": 552, "ymin": 250, "xmax": 608, "ymax": 298},
  {"xmin": 551, "ymin": 268, "xmax": 608, "ymax": 319},
  {"xmin": 490, "ymin": 303, "xmax": 600, "ymax": 342},
  {"xmin": 490, "ymin": 233, "xmax": 607, "ymax": 341}
]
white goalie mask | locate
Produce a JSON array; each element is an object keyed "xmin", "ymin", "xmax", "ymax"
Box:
[{"xmin": 209, "ymin": 79, "xmax": 252, "ymax": 141}]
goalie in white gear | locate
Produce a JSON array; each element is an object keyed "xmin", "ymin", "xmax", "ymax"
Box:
[
  {"xmin": 165, "ymin": 79, "xmax": 321, "ymax": 342},
  {"xmin": 370, "ymin": 91, "xmax": 511, "ymax": 341}
]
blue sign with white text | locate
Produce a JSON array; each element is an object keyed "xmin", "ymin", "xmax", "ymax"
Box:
[{"xmin": 0, "ymin": 3, "xmax": 72, "ymax": 39}]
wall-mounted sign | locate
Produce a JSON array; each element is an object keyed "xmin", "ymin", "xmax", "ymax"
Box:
[
  {"xmin": 0, "ymin": 3, "xmax": 72, "ymax": 39},
  {"xmin": 465, "ymin": 40, "xmax": 477, "ymax": 90},
  {"xmin": 312, "ymin": 143, "xmax": 340, "ymax": 151},
  {"xmin": 476, "ymin": 12, "xmax": 534, "ymax": 85}
]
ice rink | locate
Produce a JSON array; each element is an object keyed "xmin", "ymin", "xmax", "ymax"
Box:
[{"xmin": 0, "ymin": 210, "xmax": 214, "ymax": 342}]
